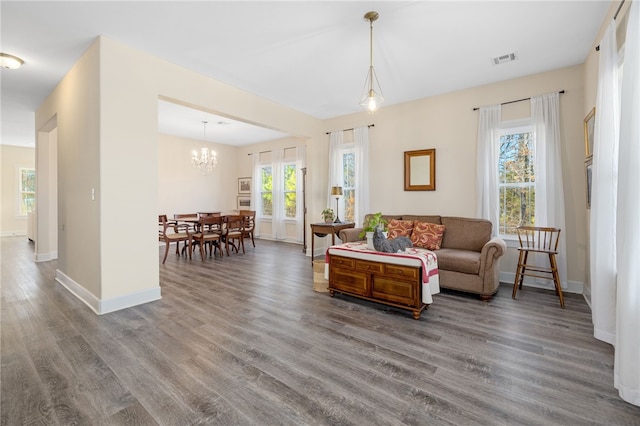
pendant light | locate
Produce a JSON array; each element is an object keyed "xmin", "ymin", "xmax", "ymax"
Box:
[
  {"xmin": 359, "ymin": 11, "xmax": 384, "ymax": 113},
  {"xmin": 191, "ymin": 121, "xmax": 218, "ymax": 175}
]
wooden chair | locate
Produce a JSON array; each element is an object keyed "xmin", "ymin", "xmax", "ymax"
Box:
[
  {"xmin": 512, "ymin": 226, "xmax": 564, "ymax": 308},
  {"xmin": 223, "ymin": 215, "xmax": 245, "ymax": 256},
  {"xmin": 159, "ymin": 215, "xmax": 191, "ymax": 264},
  {"xmin": 239, "ymin": 210, "xmax": 256, "ymax": 247},
  {"xmin": 190, "ymin": 215, "xmax": 224, "ymax": 260}
]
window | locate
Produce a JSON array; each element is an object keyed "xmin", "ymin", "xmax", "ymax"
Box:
[
  {"xmin": 498, "ymin": 124, "xmax": 534, "ymax": 235},
  {"xmin": 260, "ymin": 166, "xmax": 272, "ymax": 216},
  {"xmin": 342, "ymin": 150, "xmax": 355, "ymax": 223},
  {"xmin": 260, "ymin": 163, "xmax": 297, "ymax": 218},
  {"xmin": 18, "ymin": 167, "xmax": 36, "ymax": 216},
  {"xmin": 283, "ymin": 163, "xmax": 296, "ymax": 218}
]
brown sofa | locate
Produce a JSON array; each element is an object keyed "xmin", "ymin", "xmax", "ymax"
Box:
[{"xmin": 338, "ymin": 215, "xmax": 507, "ymax": 301}]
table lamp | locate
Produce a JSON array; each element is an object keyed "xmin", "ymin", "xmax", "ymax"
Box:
[{"xmin": 331, "ymin": 186, "xmax": 343, "ymax": 223}]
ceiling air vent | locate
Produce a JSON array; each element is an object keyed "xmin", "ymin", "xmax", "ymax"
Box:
[{"xmin": 491, "ymin": 52, "xmax": 516, "ymax": 65}]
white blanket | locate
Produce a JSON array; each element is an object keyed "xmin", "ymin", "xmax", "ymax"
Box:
[{"xmin": 325, "ymin": 242, "xmax": 440, "ymax": 304}]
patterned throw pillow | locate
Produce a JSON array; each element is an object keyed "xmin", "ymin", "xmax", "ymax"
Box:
[
  {"xmin": 410, "ymin": 221, "xmax": 446, "ymax": 250},
  {"xmin": 387, "ymin": 219, "xmax": 414, "ymax": 239}
]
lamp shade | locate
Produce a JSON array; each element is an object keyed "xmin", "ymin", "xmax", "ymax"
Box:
[{"xmin": 331, "ymin": 186, "xmax": 343, "ymax": 196}]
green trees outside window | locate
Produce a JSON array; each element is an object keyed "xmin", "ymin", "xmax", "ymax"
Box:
[
  {"xmin": 284, "ymin": 164, "xmax": 296, "ymax": 218},
  {"xmin": 499, "ymin": 130, "xmax": 535, "ymax": 235},
  {"xmin": 260, "ymin": 164, "xmax": 297, "ymax": 218},
  {"xmin": 261, "ymin": 166, "xmax": 273, "ymax": 216},
  {"xmin": 342, "ymin": 152, "xmax": 355, "ymax": 223},
  {"xmin": 19, "ymin": 168, "xmax": 36, "ymax": 216}
]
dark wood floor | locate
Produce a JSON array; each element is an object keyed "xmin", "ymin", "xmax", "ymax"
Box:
[{"xmin": 2, "ymin": 236, "xmax": 640, "ymax": 425}]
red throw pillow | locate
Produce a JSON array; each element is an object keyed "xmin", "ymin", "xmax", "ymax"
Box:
[
  {"xmin": 410, "ymin": 221, "xmax": 446, "ymax": 250},
  {"xmin": 387, "ymin": 219, "xmax": 414, "ymax": 239}
]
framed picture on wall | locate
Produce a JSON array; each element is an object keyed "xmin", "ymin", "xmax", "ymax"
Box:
[
  {"xmin": 238, "ymin": 177, "xmax": 251, "ymax": 194},
  {"xmin": 584, "ymin": 107, "xmax": 595, "ymax": 157},
  {"xmin": 237, "ymin": 196, "xmax": 251, "ymax": 210},
  {"xmin": 404, "ymin": 149, "xmax": 436, "ymax": 191}
]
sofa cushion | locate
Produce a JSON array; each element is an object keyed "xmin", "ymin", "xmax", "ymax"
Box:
[
  {"xmin": 410, "ymin": 221, "xmax": 446, "ymax": 250},
  {"xmin": 387, "ymin": 219, "xmax": 414, "ymax": 239},
  {"xmin": 435, "ymin": 248, "xmax": 481, "ymax": 275},
  {"xmin": 440, "ymin": 217, "xmax": 492, "ymax": 252},
  {"xmin": 402, "ymin": 215, "xmax": 442, "ymax": 225}
]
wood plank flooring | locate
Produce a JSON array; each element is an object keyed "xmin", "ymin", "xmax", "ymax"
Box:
[{"xmin": 2, "ymin": 236, "xmax": 640, "ymax": 425}]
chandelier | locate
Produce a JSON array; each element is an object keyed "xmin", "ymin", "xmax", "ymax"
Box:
[
  {"xmin": 191, "ymin": 121, "xmax": 218, "ymax": 175},
  {"xmin": 359, "ymin": 11, "xmax": 384, "ymax": 113}
]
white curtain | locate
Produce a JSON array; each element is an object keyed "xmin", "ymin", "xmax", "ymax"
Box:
[
  {"xmin": 295, "ymin": 146, "xmax": 306, "ymax": 243},
  {"xmin": 251, "ymin": 152, "xmax": 262, "ymax": 237},
  {"xmin": 615, "ymin": 0, "xmax": 640, "ymax": 406},
  {"xmin": 327, "ymin": 131, "xmax": 344, "ymax": 214},
  {"xmin": 353, "ymin": 126, "xmax": 370, "ymax": 227},
  {"xmin": 272, "ymin": 148, "xmax": 286, "ymax": 240},
  {"xmin": 475, "ymin": 104, "xmax": 501, "ymax": 233},
  {"xmin": 591, "ymin": 19, "xmax": 620, "ymax": 345},
  {"xmin": 531, "ymin": 93, "xmax": 567, "ymax": 288}
]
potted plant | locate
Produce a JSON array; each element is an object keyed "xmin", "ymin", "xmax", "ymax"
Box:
[
  {"xmin": 359, "ymin": 212, "xmax": 388, "ymax": 248},
  {"xmin": 321, "ymin": 208, "xmax": 335, "ymax": 223}
]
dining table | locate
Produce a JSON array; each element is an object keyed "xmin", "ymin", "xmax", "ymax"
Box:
[{"xmin": 173, "ymin": 212, "xmax": 242, "ymax": 254}]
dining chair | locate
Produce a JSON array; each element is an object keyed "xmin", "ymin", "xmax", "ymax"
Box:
[
  {"xmin": 223, "ymin": 214, "xmax": 245, "ymax": 256},
  {"xmin": 190, "ymin": 215, "xmax": 224, "ymax": 260},
  {"xmin": 159, "ymin": 215, "xmax": 191, "ymax": 264},
  {"xmin": 173, "ymin": 213, "xmax": 199, "ymax": 251},
  {"xmin": 512, "ymin": 226, "xmax": 565, "ymax": 308},
  {"xmin": 239, "ymin": 210, "xmax": 256, "ymax": 247}
]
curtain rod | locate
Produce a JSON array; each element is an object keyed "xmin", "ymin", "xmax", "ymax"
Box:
[
  {"xmin": 325, "ymin": 123, "xmax": 375, "ymax": 135},
  {"xmin": 596, "ymin": 0, "xmax": 626, "ymax": 51},
  {"xmin": 472, "ymin": 90, "xmax": 565, "ymax": 111},
  {"xmin": 247, "ymin": 146, "xmax": 299, "ymax": 155}
]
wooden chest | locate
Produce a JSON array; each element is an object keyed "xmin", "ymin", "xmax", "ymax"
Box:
[{"xmin": 328, "ymin": 254, "xmax": 427, "ymax": 319}]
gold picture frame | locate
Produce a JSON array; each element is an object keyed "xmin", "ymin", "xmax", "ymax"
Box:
[
  {"xmin": 404, "ymin": 149, "xmax": 436, "ymax": 191},
  {"xmin": 585, "ymin": 156, "xmax": 593, "ymax": 209},
  {"xmin": 584, "ymin": 107, "xmax": 595, "ymax": 157}
]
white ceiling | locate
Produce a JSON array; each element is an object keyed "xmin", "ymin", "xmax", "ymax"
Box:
[{"xmin": 1, "ymin": 1, "xmax": 611, "ymax": 148}]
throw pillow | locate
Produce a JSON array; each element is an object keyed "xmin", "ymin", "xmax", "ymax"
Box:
[
  {"xmin": 386, "ymin": 219, "xmax": 414, "ymax": 239},
  {"xmin": 411, "ymin": 221, "xmax": 446, "ymax": 250}
]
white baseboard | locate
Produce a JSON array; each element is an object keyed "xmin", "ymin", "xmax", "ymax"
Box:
[
  {"xmin": 35, "ymin": 251, "xmax": 58, "ymax": 262},
  {"xmin": 500, "ymin": 271, "xmax": 583, "ymax": 294},
  {"xmin": 583, "ymin": 283, "xmax": 592, "ymax": 309},
  {"xmin": 1, "ymin": 231, "xmax": 27, "ymax": 237},
  {"xmin": 55, "ymin": 269, "xmax": 161, "ymax": 315}
]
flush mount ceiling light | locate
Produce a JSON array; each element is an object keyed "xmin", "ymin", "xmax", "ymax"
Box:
[
  {"xmin": 0, "ymin": 53, "xmax": 24, "ymax": 69},
  {"xmin": 191, "ymin": 121, "xmax": 218, "ymax": 175},
  {"xmin": 359, "ymin": 11, "xmax": 384, "ymax": 114}
]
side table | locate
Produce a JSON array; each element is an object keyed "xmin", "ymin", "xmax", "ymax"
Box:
[{"xmin": 310, "ymin": 222, "xmax": 355, "ymax": 265}]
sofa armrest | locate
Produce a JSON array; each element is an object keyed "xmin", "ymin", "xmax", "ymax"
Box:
[
  {"xmin": 478, "ymin": 237, "xmax": 507, "ymax": 295},
  {"xmin": 339, "ymin": 227, "xmax": 364, "ymax": 243}
]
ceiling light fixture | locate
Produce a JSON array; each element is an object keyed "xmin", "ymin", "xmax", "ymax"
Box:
[
  {"xmin": 0, "ymin": 53, "xmax": 24, "ymax": 70},
  {"xmin": 359, "ymin": 11, "xmax": 384, "ymax": 114},
  {"xmin": 191, "ymin": 121, "xmax": 218, "ymax": 175}
]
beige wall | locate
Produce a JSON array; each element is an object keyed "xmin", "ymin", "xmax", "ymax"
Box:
[
  {"xmin": 36, "ymin": 38, "xmax": 102, "ymax": 297},
  {"xmin": 158, "ymin": 133, "xmax": 239, "ymax": 217},
  {"xmin": 0, "ymin": 145, "xmax": 35, "ymax": 236},
  {"xmin": 323, "ymin": 65, "xmax": 587, "ymax": 289}
]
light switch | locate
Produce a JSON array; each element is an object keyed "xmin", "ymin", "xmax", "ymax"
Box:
[{"xmin": 91, "ymin": 188, "xmax": 95, "ymax": 200}]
